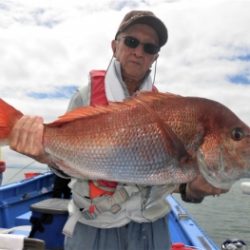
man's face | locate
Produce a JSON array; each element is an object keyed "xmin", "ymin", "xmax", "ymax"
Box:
[{"xmin": 113, "ymin": 24, "xmax": 159, "ymax": 82}]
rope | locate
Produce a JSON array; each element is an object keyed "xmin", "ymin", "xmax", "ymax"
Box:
[{"xmin": 5, "ymin": 160, "xmax": 48, "ymax": 183}]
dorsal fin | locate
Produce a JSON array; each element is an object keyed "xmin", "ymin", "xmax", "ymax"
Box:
[{"xmin": 47, "ymin": 91, "xmax": 180, "ymax": 127}]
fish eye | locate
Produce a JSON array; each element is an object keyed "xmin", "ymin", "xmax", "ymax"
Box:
[{"xmin": 231, "ymin": 127, "xmax": 244, "ymax": 141}]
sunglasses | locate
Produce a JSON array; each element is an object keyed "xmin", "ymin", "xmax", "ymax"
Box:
[{"xmin": 120, "ymin": 36, "xmax": 160, "ymax": 55}]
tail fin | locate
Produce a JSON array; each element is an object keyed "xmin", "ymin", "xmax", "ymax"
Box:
[{"xmin": 0, "ymin": 99, "xmax": 23, "ymax": 145}]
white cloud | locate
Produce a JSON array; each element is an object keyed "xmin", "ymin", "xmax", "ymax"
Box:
[{"xmin": 1, "ymin": 0, "xmax": 250, "ymax": 171}]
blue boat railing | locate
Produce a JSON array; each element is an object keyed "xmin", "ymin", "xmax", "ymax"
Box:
[
  {"xmin": 167, "ymin": 195, "xmax": 219, "ymax": 250},
  {"xmin": 0, "ymin": 172, "xmax": 55, "ymax": 228}
]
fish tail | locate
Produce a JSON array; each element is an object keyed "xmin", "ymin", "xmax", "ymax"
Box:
[{"xmin": 0, "ymin": 99, "xmax": 23, "ymax": 145}]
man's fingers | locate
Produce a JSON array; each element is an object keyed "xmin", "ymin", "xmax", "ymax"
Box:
[{"xmin": 9, "ymin": 115, "xmax": 44, "ymax": 156}]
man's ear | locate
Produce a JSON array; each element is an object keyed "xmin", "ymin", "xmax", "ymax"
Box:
[
  {"xmin": 150, "ymin": 54, "xmax": 159, "ymax": 69},
  {"xmin": 111, "ymin": 40, "xmax": 117, "ymax": 57}
]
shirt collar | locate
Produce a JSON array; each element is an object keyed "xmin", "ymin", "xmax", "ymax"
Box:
[{"xmin": 105, "ymin": 58, "xmax": 153, "ymax": 102}]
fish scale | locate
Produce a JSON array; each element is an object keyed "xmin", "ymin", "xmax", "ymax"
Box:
[{"xmin": 46, "ymin": 121, "xmax": 184, "ymax": 185}]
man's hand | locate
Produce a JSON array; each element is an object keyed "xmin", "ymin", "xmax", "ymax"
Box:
[
  {"xmin": 186, "ymin": 174, "xmax": 229, "ymax": 200},
  {"xmin": 9, "ymin": 115, "xmax": 50, "ymax": 164}
]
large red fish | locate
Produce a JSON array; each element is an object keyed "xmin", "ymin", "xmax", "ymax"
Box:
[{"xmin": 0, "ymin": 92, "xmax": 249, "ymax": 189}]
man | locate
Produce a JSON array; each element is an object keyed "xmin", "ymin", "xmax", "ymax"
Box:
[{"xmin": 9, "ymin": 10, "xmax": 226, "ymax": 250}]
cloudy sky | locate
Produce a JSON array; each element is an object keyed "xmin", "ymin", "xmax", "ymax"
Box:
[{"xmin": 1, "ymin": 0, "xmax": 250, "ymax": 170}]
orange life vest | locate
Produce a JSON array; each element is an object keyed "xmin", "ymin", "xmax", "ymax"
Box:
[{"xmin": 88, "ymin": 70, "xmax": 117, "ymax": 199}]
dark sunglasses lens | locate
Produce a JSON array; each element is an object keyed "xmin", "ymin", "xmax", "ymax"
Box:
[
  {"xmin": 144, "ymin": 44, "xmax": 159, "ymax": 55},
  {"xmin": 123, "ymin": 36, "xmax": 159, "ymax": 55},
  {"xmin": 124, "ymin": 37, "xmax": 139, "ymax": 48}
]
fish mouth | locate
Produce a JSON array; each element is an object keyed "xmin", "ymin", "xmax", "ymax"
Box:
[{"xmin": 197, "ymin": 150, "xmax": 250, "ymax": 190}]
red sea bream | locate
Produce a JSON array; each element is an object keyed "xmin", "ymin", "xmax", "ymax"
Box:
[{"xmin": 0, "ymin": 92, "xmax": 249, "ymax": 189}]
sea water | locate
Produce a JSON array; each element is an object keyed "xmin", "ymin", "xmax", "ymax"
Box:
[{"xmin": 174, "ymin": 179, "xmax": 250, "ymax": 246}]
